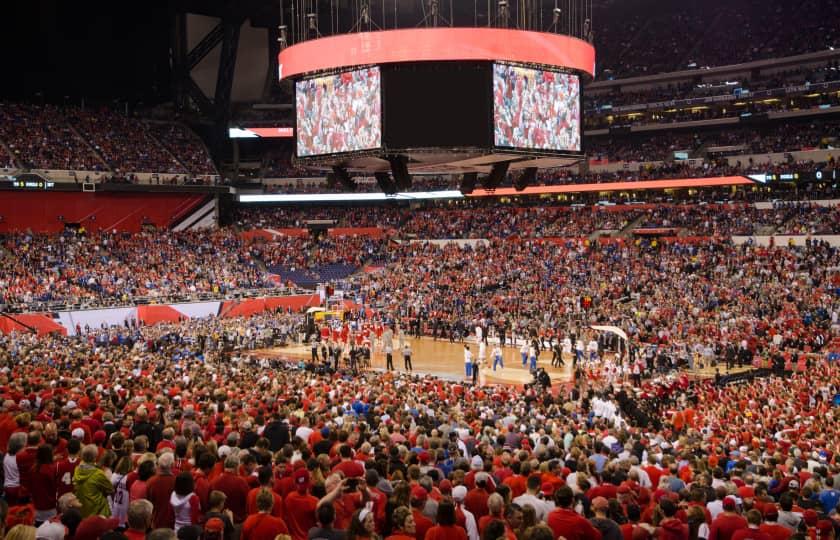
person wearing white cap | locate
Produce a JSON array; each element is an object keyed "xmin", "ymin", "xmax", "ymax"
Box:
[{"xmin": 452, "ymin": 485, "xmax": 479, "ymax": 540}]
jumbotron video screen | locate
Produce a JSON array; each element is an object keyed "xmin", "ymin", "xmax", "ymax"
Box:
[
  {"xmin": 493, "ymin": 63, "xmax": 581, "ymax": 153},
  {"xmin": 295, "ymin": 67, "xmax": 382, "ymax": 157}
]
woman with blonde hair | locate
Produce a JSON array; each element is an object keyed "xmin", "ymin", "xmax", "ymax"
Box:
[{"xmin": 4, "ymin": 524, "xmax": 36, "ymax": 540}]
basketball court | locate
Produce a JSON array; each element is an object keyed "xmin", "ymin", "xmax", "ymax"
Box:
[
  {"xmin": 254, "ymin": 335, "xmax": 753, "ymax": 388},
  {"xmin": 253, "ymin": 337, "xmax": 575, "ymax": 386}
]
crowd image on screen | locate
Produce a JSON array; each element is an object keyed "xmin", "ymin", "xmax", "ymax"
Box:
[
  {"xmin": 494, "ymin": 64, "xmax": 581, "ymax": 152},
  {"xmin": 295, "ymin": 68, "xmax": 382, "ymax": 157}
]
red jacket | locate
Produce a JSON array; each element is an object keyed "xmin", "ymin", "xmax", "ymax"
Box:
[
  {"xmin": 425, "ymin": 525, "xmax": 468, "ymax": 540},
  {"xmin": 547, "ymin": 508, "xmax": 603, "ymax": 540},
  {"xmin": 710, "ymin": 513, "xmax": 748, "ymax": 540}
]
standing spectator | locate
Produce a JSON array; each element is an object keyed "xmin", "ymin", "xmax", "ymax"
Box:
[
  {"xmin": 285, "ymin": 468, "xmax": 319, "ymax": 540},
  {"xmin": 710, "ymin": 498, "xmax": 747, "ymax": 540},
  {"xmin": 73, "ymin": 444, "xmax": 114, "ymax": 518},
  {"xmin": 55, "ymin": 438, "xmax": 81, "ymax": 500},
  {"xmin": 241, "ymin": 489, "xmax": 289, "ymax": 540},
  {"xmin": 30, "ymin": 445, "xmax": 58, "ymax": 524},
  {"xmin": 731, "ymin": 511, "xmax": 771, "ymax": 540},
  {"xmin": 818, "ymin": 478, "xmax": 840, "ymax": 515},
  {"xmin": 130, "ymin": 459, "xmax": 157, "ymax": 502},
  {"xmin": 425, "ymin": 501, "xmax": 467, "ymax": 540},
  {"xmin": 125, "ymin": 499, "xmax": 154, "ymax": 540},
  {"xmin": 309, "ymin": 502, "xmax": 348, "ymax": 540},
  {"xmin": 3, "ymin": 433, "xmax": 26, "ymax": 505},
  {"xmin": 170, "ymin": 471, "xmax": 201, "ymax": 532},
  {"xmin": 348, "ymin": 506, "xmax": 380, "ymax": 540},
  {"xmin": 659, "ymin": 499, "xmax": 689, "ymax": 540},
  {"xmin": 146, "ymin": 452, "xmax": 177, "ymax": 529},
  {"xmin": 385, "ymin": 506, "xmax": 416, "ymax": 540},
  {"xmin": 590, "ymin": 497, "xmax": 622, "ymax": 540},
  {"xmin": 110, "ymin": 456, "xmax": 131, "ymax": 527},
  {"xmin": 204, "ymin": 491, "xmax": 235, "ymax": 540},
  {"xmin": 513, "ymin": 475, "xmax": 550, "ymax": 523},
  {"xmin": 209, "ymin": 454, "xmax": 250, "ymax": 525},
  {"xmin": 452, "ymin": 486, "xmax": 479, "ymax": 540},
  {"xmin": 546, "ymin": 486, "xmax": 602, "ymax": 540}
]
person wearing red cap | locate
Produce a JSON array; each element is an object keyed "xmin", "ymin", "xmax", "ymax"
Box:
[
  {"xmin": 730, "ymin": 510, "xmax": 772, "ymax": 540},
  {"xmin": 710, "ymin": 498, "xmax": 747, "ymax": 540},
  {"xmin": 758, "ymin": 506, "xmax": 791, "ymax": 540},
  {"xmin": 547, "ymin": 486, "xmax": 602, "ymax": 540},
  {"xmin": 410, "ymin": 485, "xmax": 434, "ymax": 540},
  {"xmin": 74, "ymin": 515, "xmax": 120, "ymax": 540},
  {"xmin": 241, "ymin": 488, "xmax": 289, "ymax": 540},
  {"xmin": 285, "ymin": 468, "xmax": 318, "ymax": 540},
  {"xmin": 426, "ymin": 501, "xmax": 468, "ymax": 540}
]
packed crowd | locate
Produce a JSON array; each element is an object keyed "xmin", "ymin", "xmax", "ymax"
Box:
[
  {"xmin": 593, "ymin": 0, "xmax": 840, "ymax": 78},
  {"xmin": 145, "ymin": 124, "xmax": 218, "ymax": 176},
  {"xmin": 0, "ymin": 271, "xmax": 838, "ymax": 540},
  {"xmin": 584, "ymin": 60, "xmax": 840, "ymax": 116},
  {"xmin": 0, "ymin": 104, "xmax": 106, "ymax": 171},
  {"xmin": 0, "ymin": 104, "xmax": 216, "ymax": 175},
  {"xmin": 5, "ymin": 197, "xmax": 840, "ymax": 313},
  {"xmin": 0, "ymin": 229, "xmax": 270, "ymax": 311},
  {"xmin": 585, "ymin": 120, "xmax": 840, "ymax": 165}
]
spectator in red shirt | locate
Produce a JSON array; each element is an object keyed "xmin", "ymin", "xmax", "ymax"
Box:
[
  {"xmin": 410, "ymin": 486, "xmax": 435, "ymax": 540},
  {"xmin": 731, "ymin": 510, "xmax": 772, "ymax": 540},
  {"xmin": 145, "ymin": 452, "xmax": 177, "ymax": 529},
  {"xmin": 285, "ymin": 468, "xmax": 319, "ymax": 540},
  {"xmin": 464, "ymin": 473, "xmax": 492, "ymax": 521},
  {"xmin": 426, "ymin": 501, "xmax": 468, "ymax": 540},
  {"xmin": 55, "ymin": 438, "xmax": 82, "ymax": 500},
  {"xmin": 247, "ymin": 466, "xmax": 284, "ymax": 518},
  {"xmin": 15, "ymin": 431, "xmax": 40, "ymax": 497},
  {"xmin": 658, "ymin": 499, "xmax": 689, "ymax": 540},
  {"xmin": 30, "ymin": 445, "xmax": 58, "ymax": 524},
  {"xmin": 710, "ymin": 498, "xmax": 748, "ymax": 540},
  {"xmin": 758, "ymin": 507, "xmax": 791, "ymax": 540},
  {"xmin": 241, "ymin": 488, "xmax": 289, "ymax": 540},
  {"xmin": 477, "ymin": 493, "xmax": 508, "ymax": 537},
  {"xmin": 547, "ymin": 486, "xmax": 602, "ymax": 540},
  {"xmin": 210, "ymin": 453, "xmax": 250, "ymax": 524},
  {"xmin": 333, "ymin": 445, "xmax": 365, "ymax": 478}
]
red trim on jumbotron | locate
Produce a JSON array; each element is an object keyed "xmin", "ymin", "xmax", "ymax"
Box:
[
  {"xmin": 467, "ymin": 177, "xmax": 754, "ymax": 197},
  {"xmin": 278, "ymin": 28, "xmax": 596, "ymax": 79}
]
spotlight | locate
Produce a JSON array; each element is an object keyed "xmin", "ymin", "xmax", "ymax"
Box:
[
  {"xmin": 388, "ymin": 155, "xmax": 412, "ymax": 191},
  {"xmin": 459, "ymin": 172, "xmax": 477, "ymax": 195},
  {"xmin": 482, "ymin": 162, "xmax": 510, "ymax": 191},
  {"xmin": 515, "ymin": 167, "xmax": 538, "ymax": 191},
  {"xmin": 330, "ymin": 166, "xmax": 356, "ymax": 191},
  {"xmin": 375, "ymin": 172, "xmax": 397, "ymax": 195}
]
